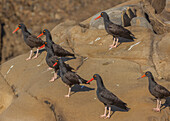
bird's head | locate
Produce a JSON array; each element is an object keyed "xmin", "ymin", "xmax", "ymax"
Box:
[
  {"xmin": 86, "ymin": 74, "xmax": 100, "ymax": 83},
  {"xmin": 53, "ymin": 59, "xmax": 59, "ymax": 67},
  {"xmin": 137, "ymin": 71, "xmax": 152, "ymax": 79},
  {"xmin": 13, "ymin": 23, "xmax": 26, "ymax": 33},
  {"xmin": 95, "ymin": 12, "xmax": 108, "ymax": 20},
  {"xmin": 37, "ymin": 29, "xmax": 49, "ymax": 38}
]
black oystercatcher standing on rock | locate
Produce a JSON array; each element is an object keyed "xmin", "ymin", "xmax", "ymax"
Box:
[
  {"xmin": 37, "ymin": 29, "xmax": 75, "ymax": 57},
  {"xmin": 53, "ymin": 58, "xmax": 88, "ymax": 97},
  {"xmin": 87, "ymin": 74, "xmax": 129, "ymax": 119},
  {"xmin": 138, "ymin": 71, "xmax": 170, "ymax": 112},
  {"xmin": 95, "ymin": 12, "xmax": 134, "ymax": 48},
  {"xmin": 13, "ymin": 24, "xmax": 44, "ymax": 60},
  {"xmin": 43, "ymin": 42, "xmax": 74, "ymax": 82}
]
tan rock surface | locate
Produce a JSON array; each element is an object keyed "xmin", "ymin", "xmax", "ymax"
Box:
[{"xmin": 0, "ymin": 0, "xmax": 169, "ymax": 121}]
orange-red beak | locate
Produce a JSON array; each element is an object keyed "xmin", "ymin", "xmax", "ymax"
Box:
[
  {"xmin": 38, "ymin": 44, "xmax": 45, "ymax": 49},
  {"xmin": 86, "ymin": 78, "xmax": 94, "ymax": 83},
  {"xmin": 37, "ymin": 33, "xmax": 44, "ymax": 38},
  {"xmin": 53, "ymin": 62, "xmax": 57, "ymax": 67},
  {"xmin": 13, "ymin": 27, "xmax": 20, "ymax": 33},
  {"xmin": 137, "ymin": 74, "xmax": 146, "ymax": 79},
  {"xmin": 95, "ymin": 15, "xmax": 101, "ymax": 20}
]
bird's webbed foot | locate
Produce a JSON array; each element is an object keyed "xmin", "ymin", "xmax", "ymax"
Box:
[
  {"xmin": 65, "ymin": 95, "xmax": 70, "ymax": 98},
  {"xmin": 26, "ymin": 57, "xmax": 31, "ymax": 61},
  {"xmin": 153, "ymin": 108, "xmax": 160, "ymax": 112},
  {"xmin": 100, "ymin": 114, "xmax": 106, "ymax": 118},
  {"xmin": 105, "ymin": 115, "xmax": 110, "ymax": 119}
]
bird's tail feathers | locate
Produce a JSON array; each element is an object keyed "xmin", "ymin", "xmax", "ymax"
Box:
[
  {"xmin": 115, "ymin": 101, "xmax": 130, "ymax": 111},
  {"xmin": 78, "ymin": 75, "xmax": 90, "ymax": 84}
]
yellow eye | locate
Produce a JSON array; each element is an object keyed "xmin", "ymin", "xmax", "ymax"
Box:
[
  {"xmin": 19, "ymin": 25, "xmax": 21, "ymax": 27},
  {"xmin": 101, "ymin": 13, "xmax": 103, "ymax": 15},
  {"xmin": 94, "ymin": 75, "xmax": 96, "ymax": 77},
  {"xmin": 43, "ymin": 31, "xmax": 45, "ymax": 32}
]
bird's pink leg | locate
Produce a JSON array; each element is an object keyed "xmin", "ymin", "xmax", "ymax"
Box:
[
  {"xmin": 65, "ymin": 87, "xmax": 71, "ymax": 98},
  {"xmin": 26, "ymin": 49, "xmax": 33, "ymax": 61},
  {"xmin": 32, "ymin": 49, "xmax": 39, "ymax": 59},
  {"xmin": 100, "ymin": 106, "xmax": 107, "ymax": 118},
  {"xmin": 105, "ymin": 107, "xmax": 111, "ymax": 119},
  {"xmin": 153, "ymin": 99, "xmax": 160, "ymax": 112},
  {"xmin": 47, "ymin": 67, "xmax": 53, "ymax": 71},
  {"xmin": 109, "ymin": 38, "xmax": 115, "ymax": 48},
  {"xmin": 113, "ymin": 38, "xmax": 119, "ymax": 48},
  {"xmin": 49, "ymin": 73, "xmax": 57, "ymax": 82}
]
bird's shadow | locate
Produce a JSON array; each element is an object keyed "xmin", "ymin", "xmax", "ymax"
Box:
[
  {"xmin": 109, "ymin": 105, "xmax": 130, "ymax": 118},
  {"xmin": 160, "ymin": 97, "xmax": 170, "ymax": 111},
  {"xmin": 113, "ymin": 37, "xmax": 135, "ymax": 48},
  {"xmin": 61, "ymin": 57, "xmax": 76, "ymax": 62},
  {"xmin": 117, "ymin": 37, "xmax": 135, "ymax": 43},
  {"xmin": 70, "ymin": 85, "xmax": 95, "ymax": 96}
]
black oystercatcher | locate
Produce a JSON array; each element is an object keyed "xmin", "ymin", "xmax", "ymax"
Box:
[
  {"xmin": 13, "ymin": 23, "xmax": 44, "ymax": 60},
  {"xmin": 44, "ymin": 42, "xmax": 74, "ymax": 82},
  {"xmin": 95, "ymin": 12, "xmax": 134, "ymax": 48},
  {"xmin": 87, "ymin": 74, "xmax": 129, "ymax": 119},
  {"xmin": 37, "ymin": 29, "xmax": 75, "ymax": 57},
  {"xmin": 53, "ymin": 58, "xmax": 88, "ymax": 97},
  {"xmin": 138, "ymin": 71, "xmax": 170, "ymax": 112}
]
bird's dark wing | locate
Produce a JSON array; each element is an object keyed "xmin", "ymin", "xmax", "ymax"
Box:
[
  {"xmin": 100, "ymin": 89, "xmax": 119, "ymax": 102},
  {"xmin": 64, "ymin": 63, "xmax": 74, "ymax": 71},
  {"xmin": 100, "ymin": 89, "xmax": 128, "ymax": 110},
  {"xmin": 52, "ymin": 44, "xmax": 74, "ymax": 57},
  {"xmin": 154, "ymin": 85, "xmax": 170, "ymax": 97},
  {"xmin": 27, "ymin": 35, "xmax": 44, "ymax": 46},
  {"xmin": 108, "ymin": 23, "xmax": 134, "ymax": 39},
  {"xmin": 64, "ymin": 72, "xmax": 80, "ymax": 84}
]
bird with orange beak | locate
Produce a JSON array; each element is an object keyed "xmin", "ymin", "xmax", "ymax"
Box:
[
  {"xmin": 95, "ymin": 12, "xmax": 134, "ymax": 48},
  {"xmin": 13, "ymin": 23, "xmax": 44, "ymax": 60},
  {"xmin": 53, "ymin": 58, "xmax": 88, "ymax": 97},
  {"xmin": 138, "ymin": 71, "xmax": 170, "ymax": 112},
  {"xmin": 87, "ymin": 74, "xmax": 129, "ymax": 119},
  {"xmin": 37, "ymin": 29, "xmax": 75, "ymax": 58}
]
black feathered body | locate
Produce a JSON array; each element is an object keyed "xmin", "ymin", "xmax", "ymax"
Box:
[
  {"xmin": 44, "ymin": 30, "xmax": 75, "ymax": 57},
  {"xmin": 103, "ymin": 13, "xmax": 134, "ymax": 40},
  {"xmin": 95, "ymin": 75, "xmax": 128, "ymax": 110},
  {"xmin": 52, "ymin": 44, "xmax": 74, "ymax": 57},
  {"xmin": 21, "ymin": 26, "xmax": 44, "ymax": 49},
  {"xmin": 148, "ymin": 75, "xmax": 170, "ymax": 99},
  {"xmin": 45, "ymin": 44, "xmax": 74, "ymax": 72},
  {"xmin": 97, "ymin": 88, "xmax": 128, "ymax": 110},
  {"xmin": 59, "ymin": 59, "xmax": 87, "ymax": 87}
]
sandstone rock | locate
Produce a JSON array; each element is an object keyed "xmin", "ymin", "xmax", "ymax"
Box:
[
  {"xmin": 0, "ymin": 93, "xmax": 56, "ymax": 121},
  {"xmin": 146, "ymin": 0, "xmax": 166, "ymax": 14},
  {"xmin": 131, "ymin": 17, "xmax": 153, "ymax": 31},
  {"xmin": 0, "ymin": 1, "xmax": 170, "ymax": 121},
  {"xmin": 90, "ymin": 4, "xmax": 137, "ymax": 29},
  {"xmin": 0, "ymin": 75, "xmax": 13, "ymax": 114},
  {"xmin": 153, "ymin": 33, "xmax": 170, "ymax": 80}
]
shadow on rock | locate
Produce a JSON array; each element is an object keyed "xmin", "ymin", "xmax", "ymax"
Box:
[
  {"xmin": 161, "ymin": 97, "xmax": 170, "ymax": 111},
  {"xmin": 110, "ymin": 105, "xmax": 130, "ymax": 118},
  {"xmin": 71, "ymin": 85, "xmax": 95, "ymax": 93}
]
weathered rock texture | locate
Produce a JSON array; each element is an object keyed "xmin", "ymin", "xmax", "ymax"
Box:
[
  {"xmin": 0, "ymin": 0, "xmax": 127, "ymax": 63},
  {"xmin": 0, "ymin": 0, "xmax": 169, "ymax": 121}
]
